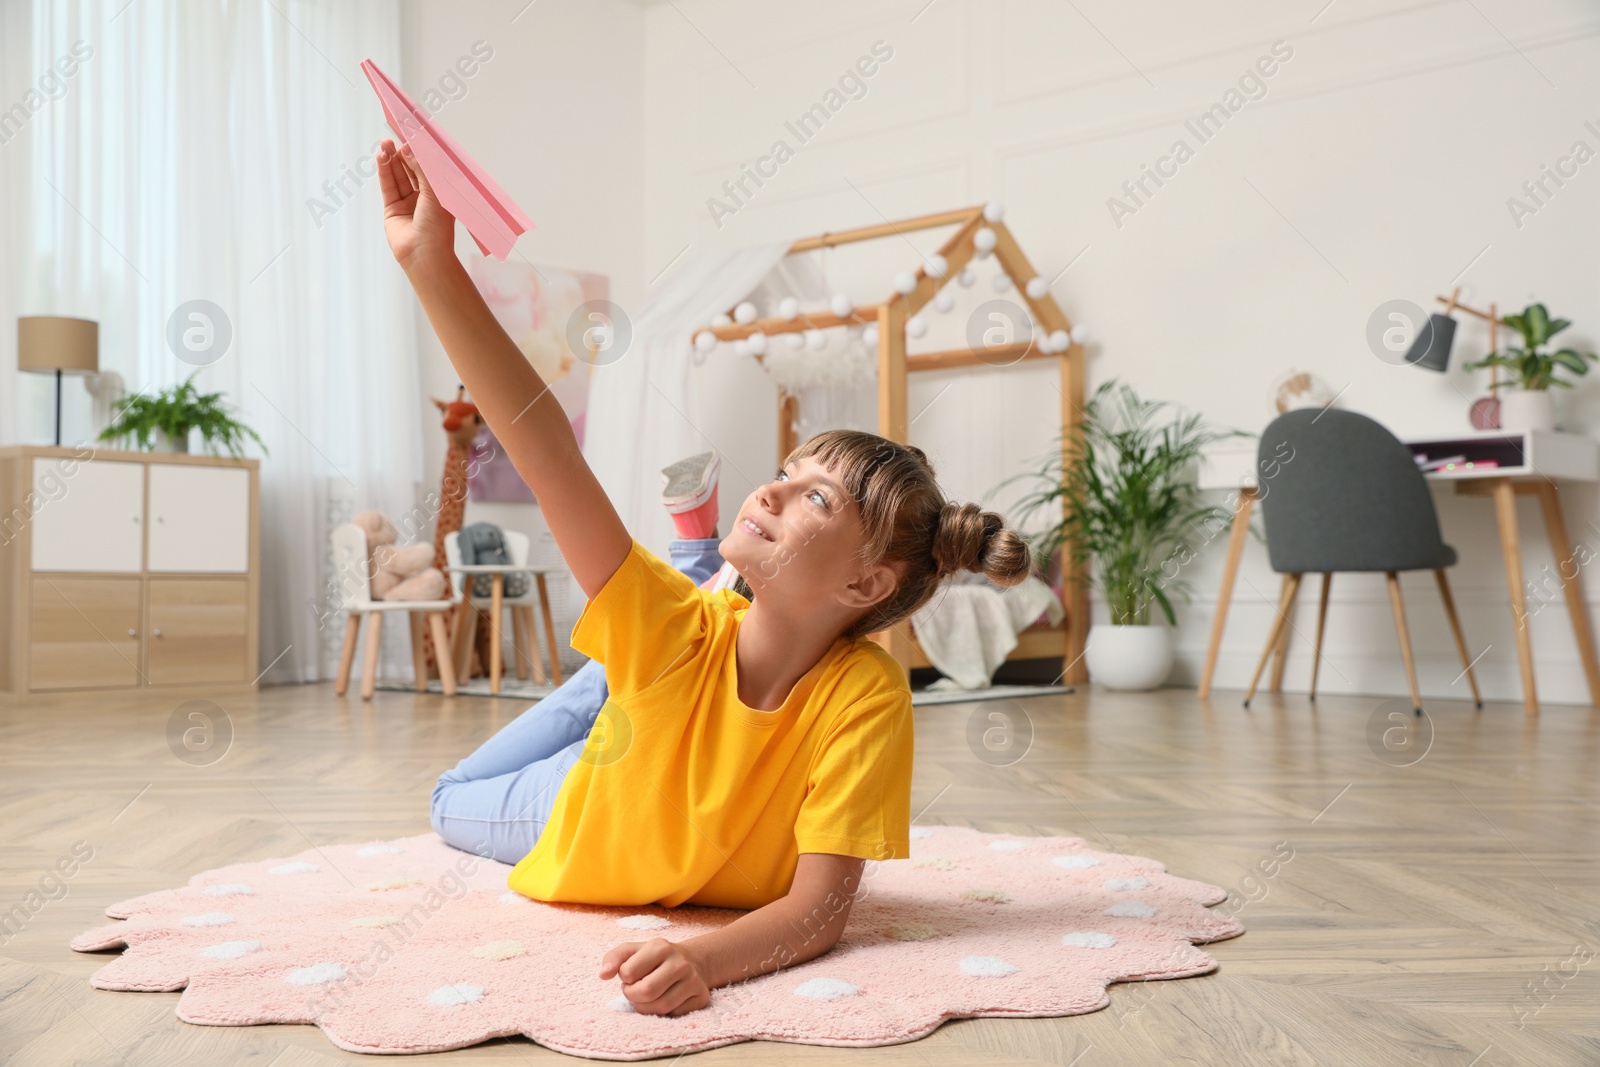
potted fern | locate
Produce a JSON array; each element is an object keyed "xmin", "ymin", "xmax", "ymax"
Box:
[
  {"xmin": 1464, "ymin": 302, "xmax": 1596, "ymax": 432},
  {"xmin": 1004, "ymin": 380, "xmax": 1229, "ymax": 690},
  {"xmin": 99, "ymin": 378, "xmax": 267, "ymax": 457}
]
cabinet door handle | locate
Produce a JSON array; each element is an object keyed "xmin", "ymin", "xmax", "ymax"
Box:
[
  {"xmin": 153, "ymin": 629, "xmax": 162, "ymax": 638},
  {"xmin": 132, "ymin": 515, "xmax": 140, "ymax": 524},
  {"xmin": 127, "ymin": 628, "xmax": 138, "ymax": 638}
]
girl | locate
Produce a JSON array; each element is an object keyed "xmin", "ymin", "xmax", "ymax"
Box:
[{"xmin": 376, "ymin": 138, "xmax": 1032, "ymax": 1017}]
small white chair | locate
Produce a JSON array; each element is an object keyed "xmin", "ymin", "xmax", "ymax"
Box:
[
  {"xmin": 445, "ymin": 529, "xmax": 563, "ymax": 688},
  {"xmin": 330, "ymin": 523, "xmax": 457, "ymax": 700}
]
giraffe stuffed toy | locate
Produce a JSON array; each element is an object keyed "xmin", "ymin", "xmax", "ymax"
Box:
[{"xmin": 426, "ymin": 387, "xmax": 483, "ymax": 677}]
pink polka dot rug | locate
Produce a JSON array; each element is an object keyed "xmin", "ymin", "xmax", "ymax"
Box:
[{"xmin": 70, "ymin": 826, "xmax": 1244, "ymax": 1058}]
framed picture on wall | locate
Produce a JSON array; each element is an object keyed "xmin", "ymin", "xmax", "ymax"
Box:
[{"xmin": 462, "ymin": 257, "xmax": 606, "ymax": 503}]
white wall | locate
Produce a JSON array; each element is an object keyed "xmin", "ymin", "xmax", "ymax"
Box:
[
  {"xmin": 403, "ymin": 0, "xmax": 646, "ymax": 665},
  {"xmin": 635, "ymin": 0, "xmax": 1600, "ymax": 704}
]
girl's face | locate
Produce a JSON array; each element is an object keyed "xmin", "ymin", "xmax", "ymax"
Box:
[{"xmin": 719, "ymin": 456, "xmax": 900, "ymax": 623}]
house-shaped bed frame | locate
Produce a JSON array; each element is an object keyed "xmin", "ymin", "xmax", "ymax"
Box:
[{"xmin": 705, "ymin": 205, "xmax": 1087, "ymax": 684}]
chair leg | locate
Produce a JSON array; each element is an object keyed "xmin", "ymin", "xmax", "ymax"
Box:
[
  {"xmin": 1386, "ymin": 572, "xmax": 1423, "ymax": 715},
  {"xmin": 428, "ymin": 612, "xmax": 457, "ymax": 696},
  {"xmin": 1434, "ymin": 569, "xmax": 1483, "ymax": 709},
  {"xmin": 1310, "ymin": 573, "xmax": 1332, "ymax": 702},
  {"xmin": 1269, "ymin": 574, "xmax": 1298, "ymax": 693},
  {"xmin": 1244, "ymin": 573, "xmax": 1301, "ymax": 707},
  {"xmin": 489, "ymin": 575, "xmax": 504, "ymax": 694},
  {"xmin": 510, "ymin": 606, "xmax": 529, "ymax": 681},
  {"xmin": 536, "ymin": 574, "xmax": 563, "ymax": 686},
  {"xmin": 520, "ymin": 606, "xmax": 546, "ymax": 684},
  {"xmin": 409, "ymin": 612, "xmax": 428, "ymax": 692},
  {"xmin": 335, "ymin": 614, "xmax": 361, "ymax": 696},
  {"xmin": 360, "ymin": 612, "xmax": 384, "ymax": 701}
]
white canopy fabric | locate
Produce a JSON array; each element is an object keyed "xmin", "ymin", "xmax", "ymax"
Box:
[{"xmin": 582, "ymin": 244, "xmax": 829, "ymax": 556}]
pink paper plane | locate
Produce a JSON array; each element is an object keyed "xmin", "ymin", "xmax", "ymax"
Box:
[{"xmin": 361, "ymin": 58, "xmax": 534, "ymax": 261}]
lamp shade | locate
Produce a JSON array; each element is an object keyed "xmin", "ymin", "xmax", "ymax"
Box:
[
  {"xmin": 18, "ymin": 316, "xmax": 98, "ymax": 374},
  {"xmin": 1403, "ymin": 312, "xmax": 1455, "ymax": 373}
]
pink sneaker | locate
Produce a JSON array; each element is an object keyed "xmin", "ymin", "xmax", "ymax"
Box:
[{"xmin": 662, "ymin": 452, "xmax": 720, "ymax": 539}]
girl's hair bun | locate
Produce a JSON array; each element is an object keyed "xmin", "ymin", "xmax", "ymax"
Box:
[{"xmin": 932, "ymin": 502, "xmax": 1032, "ymax": 587}]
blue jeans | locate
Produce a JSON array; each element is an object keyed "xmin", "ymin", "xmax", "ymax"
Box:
[{"xmin": 430, "ymin": 538, "xmax": 725, "ymax": 863}]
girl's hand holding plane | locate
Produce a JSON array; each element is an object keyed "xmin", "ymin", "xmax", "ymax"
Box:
[{"xmin": 376, "ymin": 138, "xmax": 455, "ymax": 272}]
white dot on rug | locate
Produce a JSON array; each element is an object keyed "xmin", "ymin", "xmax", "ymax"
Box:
[
  {"xmin": 884, "ymin": 922, "xmax": 939, "ymax": 941},
  {"xmin": 908, "ymin": 827, "xmax": 933, "ymax": 839},
  {"xmin": 1105, "ymin": 877, "xmax": 1150, "ymax": 891},
  {"xmin": 181, "ymin": 912, "xmax": 235, "ymax": 927},
  {"xmin": 609, "ymin": 995, "xmax": 636, "ymax": 1013},
  {"xmin": 285, "ymin": 962, "xmax": 348, "ymax": 985},
  {"xmin": 428, "ymin": 983, "xmax": 484, "ymax": 1007},
  {"xmin": 356, "ymin": 844, "xmax": 404, "ymax": 857},
  {"xmin": 960, "ymin": 888, "xmax": 1011, "ymax": 903},
  {"xmin": 1106, "ymin": 901, "xmax": 1157, "ymax": 918},
  {"xmin": 616, "ymin": 915, "xmax": 671, "ymax": 931},
  {"xmin": 793, "ymin": 977, "xmax": 859, "ymax": 1001},
  {"xmin": 989, "ymin": 840, "xmax": 1025, "ymax": 852},
  {"xmin": 960, "ymin": 956, "xmax": 1019, "ymax": 978},
  {"xmin": 915, "ymin": 857, "xmax": 956, "ymax": 871},
  {"xmin": 200, "ymin": 940, "xmax": 261, "ymax": 959},
  {"xmin": 499, "ymin": 890, "xmax": 530, "ymax": 905},
  {"xmin": 270, "ymin": 861, "xmax": 319, "ymax": 875},
  {"xmin": 365, "ymin": 877, "xmax": 418, "ymax": 891},
  {"xmin": 203, "ymin": 883, "xmax": 254, "ymax": 896},
  {"xmin": 1062, "ymin": 931, "xmax": 1118, "ymax": 949},
  {"xmin": 352, "ymin": 915, "xmax": 405, "ymax": 929},
  {"xmin": 1052, "ymin": 855, "xmax": 1101, "ymax": 869},
  {"xmin": 472, "ymin": 940, "xmax": 526, "ymax": 961}
]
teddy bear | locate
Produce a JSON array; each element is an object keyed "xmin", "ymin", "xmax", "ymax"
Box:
[{"xmin": 352, "ymin": 510, "xmax": 447, "ymax": 601}]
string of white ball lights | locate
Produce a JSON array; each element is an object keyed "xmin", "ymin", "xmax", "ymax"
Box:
[{"xmin": 690, "ymin": 200, "xmax": 1090, "ymax": 365}]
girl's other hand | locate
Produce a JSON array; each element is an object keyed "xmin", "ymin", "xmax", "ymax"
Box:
[
  {"xmin": 599, "ymin": 937, "xmax": 713, "ymax": 1016},
  {"xmin": 376, "ymin": 138, "xmax": 456, "ymax": 271}
]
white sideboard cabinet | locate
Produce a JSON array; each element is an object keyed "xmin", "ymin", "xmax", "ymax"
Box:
[{"xmin": 0, "ymin": 446, "xmax": 260, "ymax": 698}]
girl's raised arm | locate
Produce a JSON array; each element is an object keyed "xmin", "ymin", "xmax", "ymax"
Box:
[{"xmin": 376, "ymin": 139, "xmax": 630, "ymax": 600}]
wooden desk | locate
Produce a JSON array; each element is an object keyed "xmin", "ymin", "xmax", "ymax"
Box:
[
  {"xmin": 1196, "ymin": 429, "xmax": 1600, "ymax": 715},
  {"xmin": 445, "ymin": 564, "xmax": 562, "ymax": 694}
]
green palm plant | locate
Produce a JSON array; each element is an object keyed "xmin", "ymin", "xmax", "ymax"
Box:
[
  {"xmin": 1002, "ymin": 380, "xmax": 1230, "ymax": 626},
  {"xmin": 1464, "ymin": 302, "xmax": 1596, "ymax": 390},
  {"xmin": 99, "ymin": 377, "xmax": 267, "ymax": 458}
]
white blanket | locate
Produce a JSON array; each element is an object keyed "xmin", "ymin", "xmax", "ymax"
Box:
[{"xmin": 910, "ymin": 575, "xmax": 1066, "ymax": 690}]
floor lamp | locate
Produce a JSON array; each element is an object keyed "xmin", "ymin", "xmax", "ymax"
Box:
[{"xmin": 17, "ymin": 316, "xmax": 99, "ymax": 446}]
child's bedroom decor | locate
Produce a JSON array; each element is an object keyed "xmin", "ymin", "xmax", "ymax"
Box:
[
  {"xmin": 1008, "ymin": 381, "xmax": 1229, "ymax": 691},
  {"xmin": 428, "ymin": 389, "xmax": 482, "ymax": 676},
  {"xmin": 456, "ymin": 522, "xmax": 530, "ymax": 599},
  {"xmin": 71, "ymin": 825, "xmax": 1242, "ymax": 1058},
  {"xmin": 464, "ymin": 258, "xmax": 607, "ymax": 503},
  {"xmin": 352, "ymin": 510, "xmax": 446, "ymax": 602},
  {"xmin": 97, "ymin": 376, "xmax": 267, "ymax": 457},
  {"xmin": 330, "ymin": 521, "xmax": 457, "ymax": 702},
  {"xmin": 693, "ymin": 203, "xmax": 1090, "ymax": 683}
]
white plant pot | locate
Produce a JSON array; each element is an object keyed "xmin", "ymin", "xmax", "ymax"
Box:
[
  {"xmin": 1085, "ymin": 624, "xmax": 1174, "ymax": 691},
  {"xmin": 1497, "ymin": 390, "xmax": 1554, "ymax": 433},
  {"xmin": 152, "ymin": 429, "xmax": 189, "ymax": 453}
]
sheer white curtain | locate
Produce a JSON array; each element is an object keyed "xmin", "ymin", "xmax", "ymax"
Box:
[{"xmin": 0, "ymin": 0, "xmax": 422, "ymax": 683}]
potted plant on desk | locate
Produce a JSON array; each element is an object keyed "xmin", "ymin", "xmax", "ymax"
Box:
[
  {"xmin": 1005, "ymin": 380, "xmax": 1229, "ymax": 690},
  {"xmin": 1465, "ymin": 303, "xmax": 1596, "ymax": 432}
]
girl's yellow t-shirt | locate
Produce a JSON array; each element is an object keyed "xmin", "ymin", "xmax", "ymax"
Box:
[{"xmin": 506, "ymin": 538, "xmax": 914, "ymax": 909}]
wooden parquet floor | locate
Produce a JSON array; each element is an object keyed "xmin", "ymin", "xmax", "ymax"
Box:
[{"xmin": 1, "ymin": 684, "xmax": 1597, "ymax": 1066}]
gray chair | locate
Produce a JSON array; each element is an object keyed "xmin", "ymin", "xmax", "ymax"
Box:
[{"xmin": 1242, "ymin": 408, "xmax": 1482, "ymax": 712}]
